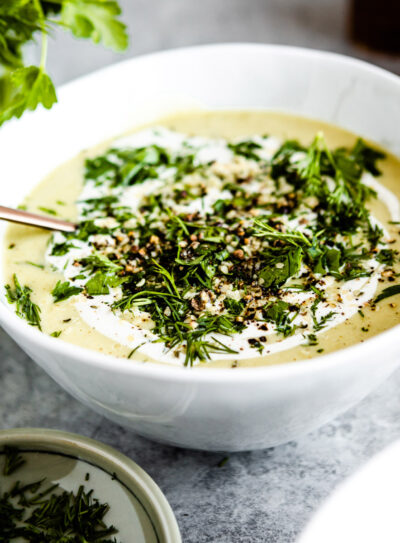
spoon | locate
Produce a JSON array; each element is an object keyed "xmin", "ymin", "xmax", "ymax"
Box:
[{"xmin": 0, "ymin": 205, "xmax": 76, "ymax": 233}]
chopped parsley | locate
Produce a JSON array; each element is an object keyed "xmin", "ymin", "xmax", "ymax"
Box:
[
  {"xmin": 52, "ymin": 280, "xmax": 83, "ymax": 302},
  {"xmin": 20, "ymin": 128, "xmax": 399, "ymax": 365}
]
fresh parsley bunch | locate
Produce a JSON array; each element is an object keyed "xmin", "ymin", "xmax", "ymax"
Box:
[{"xmin": 0, "ymin": 0, "xmax": 128, "ymax": 126}]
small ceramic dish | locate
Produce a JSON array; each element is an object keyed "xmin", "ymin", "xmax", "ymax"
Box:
[{"xmin": 0, "ymin": 428, "xmax": 181, "ymax": 543}]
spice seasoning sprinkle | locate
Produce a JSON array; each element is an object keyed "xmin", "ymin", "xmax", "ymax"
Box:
[{"xmin": 6, "ymin": 127, "xmax": 400, "ymax": 366}]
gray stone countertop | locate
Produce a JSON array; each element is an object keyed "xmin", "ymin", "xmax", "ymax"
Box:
[{"xmin": 1, "ymin": 1, "xmax": 400, "ymax": 541}]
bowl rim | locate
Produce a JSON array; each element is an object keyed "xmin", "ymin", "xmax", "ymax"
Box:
[
  {"xmin": 0, "ymin": 42, "xmax": 399, "ymax": 382},
  {"xmin": 0, "ymin": 427, "xmax": 182, "ymax": 543}
]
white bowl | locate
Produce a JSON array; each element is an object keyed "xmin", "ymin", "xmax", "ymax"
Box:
[
  {"xmin": 0, "ymin": 44, "xmax": 399, "ymax": 451},
  {"xmin": 299, "ymin": 439, "xmax": 400, "ymax": 543}
]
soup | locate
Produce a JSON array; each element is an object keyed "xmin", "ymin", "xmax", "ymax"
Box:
[{"xmin": 3, "ymin": 111, "xmax": 400, "ymax": 368}]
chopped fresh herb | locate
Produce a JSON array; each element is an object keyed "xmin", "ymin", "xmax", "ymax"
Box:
[
  {"xmin": 25, "ymin": 261, "xmax": 44, "ymax": 269},
  {"xmin": 374, "ymin": 284, "xmax": 400, "ymax": 304},
  {"xmin": 5, "ymin": 274, "xmax": 41, "ymax": 329},
  {"xmin": 306, "ymin": 333, "xmax": 318, "ymax": 346},
  {"xmin": 376, "ymin": 249, "xmax": 397, "ymax": 266},
  {"xmin": 0, "ymin": 446, "xmax": 120, "ymax": 541},
  {"xmin": 228, "ymin": 139, "xmax": 263, "ymax": 160},
  {"xmin": 38, "ymin": 206, "xmax": 57, "ymax": 216},
  {"xmin": 50, "ymin": 241, "xmax": 78, "ymax": 256},
  {"xmin": 52, "ymin": 280, "xmax": 83, "ymax": 302},
  {"xmin": 127, "ymin": 342, "xmax": 145, "ymax": 359},
  {"xmin": 41, "ymin": 128, "xmax": 391, "ymax": 365},
  {"xmin": 223, "ymin": 298, "xmax": 245, "ymax": 316},
  {"xmin": 85, "ymin": 272, "xmax": 126, "ymax": 296},
  {"xmin": 312, "ymin": 311, "xmax": 336, "ymax": 332},
  {"xmin": 2, "ymin": 446, "xmax": 26, "ymax": 476},
  {"xmin": 253, "ymin": 219, "xmax": 311, "ymax": 247},
  {"xmin": 217, "ymin": 456, "xmax": 230, "ymax": 467},
  {"xmin": 50, "ymin": 330, "xmax": 62, "ymax": 338},
  {"xmin": 82, "ymin": 251, "xmax": 123, "ymax": 273}
]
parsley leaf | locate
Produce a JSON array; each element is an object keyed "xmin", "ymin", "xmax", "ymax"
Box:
[
  {"xmin": 81, "ymin": 251, "xmax": 122, "ymax": 273},
  {"xmin": 51, "ymin": 241, "xmax": 78, "ymax": 256},
  {"xmin": 52, "ymin": 280, "xmax": 83, "ymax": 302},
  {"xmin": 0, "ymin": 0, "xmax": 128, "ymax": 126},
  {"xmin": 85, "ymin": 271, "xmax": 126, "ymax": 295},
  {"xmin": 0, "ymin": 66, "xmax": 57, "ymax": 125},
  {"xmin": 260, "ymin": 247, "xmax": 303, "ymax": 288},
  {"xmin": 61, "ymin": 0, "xmax": 128, "ymax": 51},
  {"xmin": 228, "ymin": 140, "xmax": 263, "ymax": 161}
]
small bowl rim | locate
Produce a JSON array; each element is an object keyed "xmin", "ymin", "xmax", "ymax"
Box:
[
  {"xmin": 0, "ymin": 427, "xmax": 181, "ymax": 543},
  {"xmin": 0, "ymin": 42, "xmax": 399, "ymax": 383}
]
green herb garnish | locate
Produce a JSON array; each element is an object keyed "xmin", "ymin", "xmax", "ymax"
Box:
[
  {"xmin": 38, "ymin": 206, "xmax": 57, "ymax": 216},
  {"xmin": 5, "ymin": 274, "xmax": 41, "ymax": 329},
  {"xmin": 3, "ymin": 447, "xmax": 26, "ymax": 476},
  {"xmin": 52, "ymin": 280, "xmax": 83, "ymax": 302},
  {"xmin": 374, "ymin": 284, "xmax": 400, "ymax": 304},
  {"xmin": 0, "ymin": 447, "xmax": 120, "ymax": 541},
  {"xmin": 41, "ymin": 130, "xmax": 393, "ymax": 365},
  {"xmin": 25, "ymin": 261, "xmax": 44, "ymax": 269}
]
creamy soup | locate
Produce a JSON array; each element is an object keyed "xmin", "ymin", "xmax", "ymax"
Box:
[{"xmin": 3, "ymin": 111, "xmax": 400, "ymax": 368}]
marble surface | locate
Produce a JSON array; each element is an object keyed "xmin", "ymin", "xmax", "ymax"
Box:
[
  {"xmin": 2, "ymin": 328, "xmax": 400, "ymax": 542},
  {"xmin": 2, "ymin": 1, "xmax": 400, "ymax": 541}
]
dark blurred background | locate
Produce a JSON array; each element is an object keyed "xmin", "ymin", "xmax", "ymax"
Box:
[{"xmin": 45, "ymin": 0, "xmax": 400, "ymax": 85}]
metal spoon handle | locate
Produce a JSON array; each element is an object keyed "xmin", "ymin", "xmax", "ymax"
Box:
[{"xmin": 0, "ymin": 205, "xmax": 76, "ymax": 233}]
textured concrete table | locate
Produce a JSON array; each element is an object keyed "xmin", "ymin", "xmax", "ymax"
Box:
[{"xmin": 1, "ymin": 1, "xmax": 400, "ymax": 541}]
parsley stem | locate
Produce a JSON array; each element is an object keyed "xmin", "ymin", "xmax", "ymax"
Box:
[
  {"xmin": 39, "ymin": 32, "xmax": 48, "ymax": 71},
  {"xmin": 33, "ymin": 0, "xmax": 48, "ymax": 71}
]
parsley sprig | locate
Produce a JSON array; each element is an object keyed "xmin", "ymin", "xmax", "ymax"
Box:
[{"xmin": 0, "ymin": 0, "xmax": 128, "ymax": 126}]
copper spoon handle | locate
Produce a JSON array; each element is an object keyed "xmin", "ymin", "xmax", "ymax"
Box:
[{"xmin": 0, "ymin": 205, "xmax": 76, "ymax": 233}]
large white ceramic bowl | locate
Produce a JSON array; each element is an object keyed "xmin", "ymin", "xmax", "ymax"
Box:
[{"xmin": 1, "ymin": 44, "xmax": 399, "ymax": 451}]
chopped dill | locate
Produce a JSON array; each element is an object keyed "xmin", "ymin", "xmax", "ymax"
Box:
[
  {"xmin": 217, "ymin": 456, "xmax": 230, "ymax": 467},
  {"xmin": 38, "ymin": 206, "xmax": 57, "ymax": 216},
  {"xmin": 5, "ymin": 274, "xmax": 41, "ymax": 330},
  {"xmin": 374, "ymin": 284, "xmax": 400, "ymax": 304},
  {"xmin": 2, "ymin": 446, "xmax": 26, "ymax": 476},
  {"xmin": 0, "ymin": 445, "xmax": 120, "ymax": 542},
  {"xmin": 21, "ymin": 128, "xmax": 394, "ymax": 365}
]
